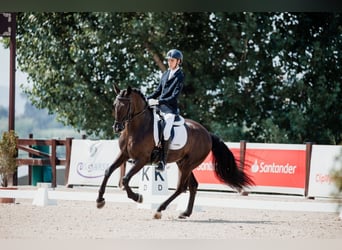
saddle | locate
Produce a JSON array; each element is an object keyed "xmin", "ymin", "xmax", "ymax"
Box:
[
  {"xmin": 150, "ymin": 107, "xmax": 187, "ymax": 163},
  {"xmin": 157, "ymin": 114, "xmax": 184, "ymax": 141}
]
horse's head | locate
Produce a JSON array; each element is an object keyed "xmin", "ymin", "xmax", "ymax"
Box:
[{"xmin": 112, "ymin": 84, "xmax": 148, "ymax": 133}]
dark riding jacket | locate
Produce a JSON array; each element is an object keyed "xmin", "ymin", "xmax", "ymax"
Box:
[{"xmin": 147, "ymin": 68, "xmax": 184, "ymax": 114}]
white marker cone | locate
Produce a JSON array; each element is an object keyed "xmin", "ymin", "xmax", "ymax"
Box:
[{"xmin": 32, "ymin": 184, "xmax": 57, "ymax": 206}]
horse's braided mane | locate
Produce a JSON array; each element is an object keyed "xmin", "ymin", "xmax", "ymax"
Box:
[
  {"xmin": 120, "ymin": 87, "xmax": 147, "ymax": 103},
  {"xmin": 132, "ymin": 88, "xmax": 147, "ymax": 101}
]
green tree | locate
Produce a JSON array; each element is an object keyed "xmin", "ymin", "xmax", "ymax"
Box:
[
  {"xmin": 270, "ymin": 13, "xmax": 342, "ymax": 144},
  {"xmin": 8, "ymin": 12, "xmax": 342, "ymax": 144}
]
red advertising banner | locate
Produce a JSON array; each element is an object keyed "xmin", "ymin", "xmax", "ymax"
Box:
[
  {"xmin": 193, "ymin": 144, "xmax": 306, "ymax": 192},
  {"xmin": 244, "ymin": 147, "xmax": 306, "ymax": 188},
  {"xmin": 193, "ymin": 148, "xmax": 240, "ymax": 184}
]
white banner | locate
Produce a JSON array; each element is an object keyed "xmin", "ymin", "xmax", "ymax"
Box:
[
  {"xmin": 308, "ymin": 145, "xmax": 342, "ymax": 198},
  {"xmin": 67, "ymin": 139, "xmax": 179, "ymax": 188},
  {"xmin": 67, "ymin": 139, "xmax": 122, "ymax": 187}
]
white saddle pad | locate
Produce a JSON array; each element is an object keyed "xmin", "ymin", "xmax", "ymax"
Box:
[{"xmin": 153, "ymin": 109, "xmax": 187, "ymax": 150}]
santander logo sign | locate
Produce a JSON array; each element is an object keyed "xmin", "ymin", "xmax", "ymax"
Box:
[
  {"xmin": 194, "ymin": 146, "xmax": 306, "ymax": 190},
  {"xmin": 245, "ymin": 148, "xmax": 306, "ymax": 189},
  {"xmin": 251, "ymin": 159, "xmax": 297, "ymax": 175}
]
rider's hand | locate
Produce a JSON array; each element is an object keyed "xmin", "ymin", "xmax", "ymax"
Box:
[{"xmin": 148, "ymin": 99, "xmax": 159, "ymax": 106}]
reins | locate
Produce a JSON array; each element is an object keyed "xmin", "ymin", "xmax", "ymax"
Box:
[{"xmin": 116, "ymin": 95, "xmax": 148, "ymax": 124}]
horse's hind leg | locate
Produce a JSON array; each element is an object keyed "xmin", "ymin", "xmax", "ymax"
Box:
[
  {"xmin": 154, "ymin": 184, "xmax": 187, "ymax": 219},
  {"xmin": 153, "ymin": 168, "xmax": 192, "ymax": 219},
  {"xmin": 178, "ymin": 172, "xmax": 198, "ymax": 219}
]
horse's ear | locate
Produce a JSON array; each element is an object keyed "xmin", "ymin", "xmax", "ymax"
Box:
[
  {"xmin": 127, "ymin": 85, "xmax": 132, "ymax": 95},
  {"xmin": 113, "ymin": 83, "xmax": 120, "ymax": 95}
]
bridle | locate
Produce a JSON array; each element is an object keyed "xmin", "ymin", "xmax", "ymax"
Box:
[{"xmin": 112, "ymin": 95, "xmax": 148, "ymax": 133}]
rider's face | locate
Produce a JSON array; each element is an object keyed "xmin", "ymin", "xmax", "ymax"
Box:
[{"xmin": 168, "ymin": 58, "xmax": 179, "ymax": 70}]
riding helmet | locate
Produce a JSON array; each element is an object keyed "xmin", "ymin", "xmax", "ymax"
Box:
[{"xmin": 166, "ymin": 49, "xmax": 183, "ymax": 63}]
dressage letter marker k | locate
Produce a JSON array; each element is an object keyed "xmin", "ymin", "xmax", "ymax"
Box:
[
  {"xmin": 155, "ymin": 170, "xmax": 165, "ymax": 182},
  {"xmin": 142, "ymin": 166, "xmax": 150, "ymax": 181}
]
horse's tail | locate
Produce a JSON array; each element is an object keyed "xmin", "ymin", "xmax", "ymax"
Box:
[{"xmin": 210, "ymin": 133, "xmax": 254, "ymax": 189}]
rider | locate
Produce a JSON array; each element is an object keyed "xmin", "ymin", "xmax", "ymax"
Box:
[{"xmin": 147, "ymin": 49, "xmax": 185, "ymax": 171}]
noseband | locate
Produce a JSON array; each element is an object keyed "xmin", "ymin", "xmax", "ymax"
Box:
[{"xmin": 113, "ymin": 95, "xmax": 148, "ymax": 133}]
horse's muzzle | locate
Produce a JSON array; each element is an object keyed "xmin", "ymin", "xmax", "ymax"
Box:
[{"xmin": 113, "ymin": 122, "xmax": 125, "ymax": 133}]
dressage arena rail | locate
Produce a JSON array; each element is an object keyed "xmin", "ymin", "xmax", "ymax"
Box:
[
  {"xmin": 13, "ymin": 136, "xmax": 342, "ymax": 199},
  {"xmin": 15, "ymin": 135, "xmax": 73, "ymax": 188},
  {"xmin": 14, "ymin": 137, "xmax": 314, "ymax": 193}
]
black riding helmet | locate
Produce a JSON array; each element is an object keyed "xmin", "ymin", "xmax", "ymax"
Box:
[{"xmin": 166, "ymin": 49, "xmax": 183, "ymax": 64}]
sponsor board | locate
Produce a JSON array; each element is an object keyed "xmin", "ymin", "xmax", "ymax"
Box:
[
  {"xmin": 245, "ymin": 145, "xmax": 306, "ymax": 189},
  {"xmin": 307, "ymin": 145, "xmax": 342, "ymax": 198},
  {"xmin": 193, "ymin": 143, "xmax": 306, "ymax": 195},
  {"xmin": 193, "ymin": 143, "xmax": 240, "ymax": 187},
  {"xmin": 244, "ymin": 144, "xmax": 306, "ymax": 195},
  {"xmin": 67, "ymin": 139, "xmax": 123, "ymax": 186},
  {"xmin": 67, "ymin": 140, "xmax": 342, "ymax": 198}
]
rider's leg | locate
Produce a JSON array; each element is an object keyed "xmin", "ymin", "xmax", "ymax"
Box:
[{"xmin": 156, "ymin": 112, "xmax": 175, "ymax": 171}]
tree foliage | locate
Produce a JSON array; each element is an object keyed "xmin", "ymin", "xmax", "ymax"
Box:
[{"xmin": 11, "ymin": 12, "xmax": 342, "ymax": 143}]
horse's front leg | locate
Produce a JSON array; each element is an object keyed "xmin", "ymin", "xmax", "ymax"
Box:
[
  {"xmin": 118, "ymin": 162, "xmax": 126, "ymax": 190},
  {"xmin": 96, "ymin": 154, "xmax": 127, "ymax": 209},
  {"xmin": 122, "ymin": 159, "xmax": 146, "ymax": 203}
]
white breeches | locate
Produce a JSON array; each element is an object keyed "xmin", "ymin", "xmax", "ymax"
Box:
[{"xmin": 161, "ymin": 112, "xmax": 175, "ymax": 140}]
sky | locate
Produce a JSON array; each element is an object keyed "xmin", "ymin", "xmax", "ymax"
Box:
[{"xmin": 0, "ymin": 40, "xmax": 28, "ymax": 115}]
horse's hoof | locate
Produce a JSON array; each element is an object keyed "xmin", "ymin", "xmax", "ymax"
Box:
[
  {"xmin": 96, "ymin": 199, "xmax": 105, "ymax": 209},
  {"xmin": 153, "ymin": 212, "xmax": 162, "ymax": 219},
  {"xmin": 178, "ymin": 213, "xmax": 189, "ymax": 219}
]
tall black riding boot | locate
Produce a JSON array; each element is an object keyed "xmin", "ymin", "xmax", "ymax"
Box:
[{"xmin": 156, "ymin": 139, "xmax": 170, "ymax": 172}]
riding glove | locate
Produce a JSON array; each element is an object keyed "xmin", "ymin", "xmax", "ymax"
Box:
[{"xmin": 148, "ymin": 99, "xmax": 159, "ymax": 106}]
